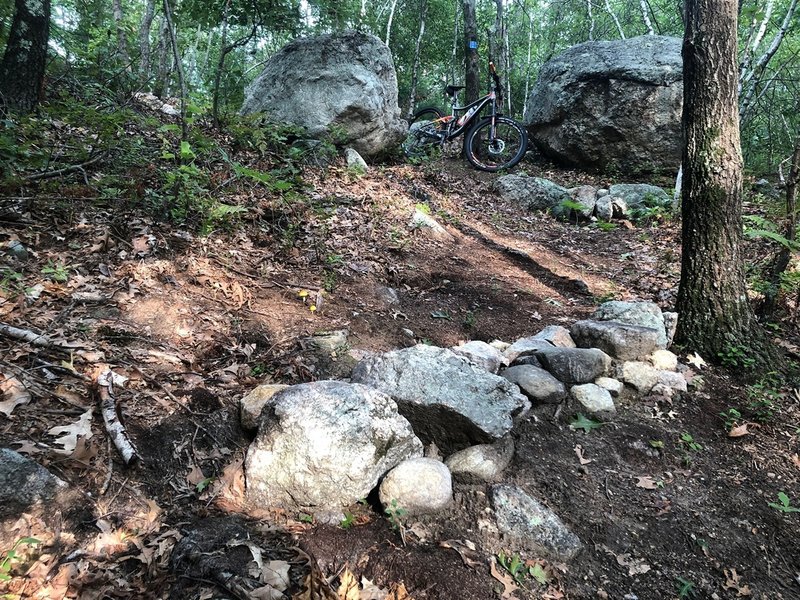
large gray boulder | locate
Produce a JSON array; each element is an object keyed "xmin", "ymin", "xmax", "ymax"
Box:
[
  {"xmin": 240, "ymin": 31, "xmax": 407, "ymax": 158},
  {"xmin": 245, "ymin": 381, "xmax": 422, "ymax": 512},
  {"xmin": 571, "ymin": 319, "xmax": 660, "ymax": 361},
  {"xmin": 351, "ymin": 345, "xmax": 530, "ymax": 453},
  {"xmin": 524, "ymin": 35, "xmax": 683, "ymax": 174},
  {"xmin": 592, "ymin": 301, "xmax": 669, "ymax": 348}
]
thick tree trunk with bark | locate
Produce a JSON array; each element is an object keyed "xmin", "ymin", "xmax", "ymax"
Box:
[
  {"xmin": 676, "ymin": 0, "xmax": 775, "ymax": 368},
  {"xmin": 112, "ymin": 0, "xmax": 130, "ymax": 68},
  {"xmin": 462, "ymin": 0, "xmax": 479, "ymax": 103},
  {"xmin": 0, "ymin": 0, "xmax": 51, "ymax": 112}
]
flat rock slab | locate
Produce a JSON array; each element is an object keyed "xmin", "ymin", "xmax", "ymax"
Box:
[
  {"xmin": 489, "ymin": 484, "xmax": 583, "ymax": 561},
  {"xmin": 351, "ymin": 345, "xmax": 530, "ymax": 453},
  {"xmin": 534, "ymin": 347, "xmax": 611, "ymax": 384},
  {"xmin": 571, "ymin": 319, "xmax": 659, "ymax": 361},
  {"xmin": 245, "ymin": 381, "xmax": 422, "ymax": 512},
  {"xmin": 533, "ymin": 325, "xmax": 576, "ymax": 348},
  {"xmin": 501, "ymin": 365, "xmax": 566, "ymax": 404}
]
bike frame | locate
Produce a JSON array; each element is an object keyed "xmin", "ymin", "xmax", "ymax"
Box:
[{"xmin": 439, "ymin": 91, "xmax": 498, "ymax": 140}]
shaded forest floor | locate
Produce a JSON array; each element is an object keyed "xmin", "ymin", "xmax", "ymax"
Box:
[{"xmin": 1, "ymin": 105, "xmax": 799, "ymax": 600}]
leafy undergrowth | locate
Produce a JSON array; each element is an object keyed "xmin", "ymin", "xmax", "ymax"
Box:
[{"xmin": 1, "ymin": 98, "xmax": 799, "ymax": 599}]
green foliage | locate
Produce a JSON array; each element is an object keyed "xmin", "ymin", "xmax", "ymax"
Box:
[
  {"xmin": 0, "ymin": 269, "xmax": 26, "ymax": 298},
  {"xmin": 384, "ymin": 498, "xmax": 407, "ymax": 531},
  {"xmin": 675, "ymin": 577, "xmax": 697, "ymax": 598},
  {"xmin": 497, "ymin": 551, "xmax": 552, "ymax": 587},
  {"xmin": 41, "ymin": 260, "xmax": 70, "ymax": 283},
  {"xmin": 719, "ymin": 407, "xmax": 742, "ymax": 430},
  {"xmin": 569, "ymin": 413, "xmax": 603, "ymax": 433},
  {"xmin": 0, "ymin": 537, "xmax": 40, "ymax": 583},
  {"xmin": 678, "ymin": 432, "xmax": 702, "ymax": 452},
  {"xmin": 745, "ymin": 374, "xmax": 784, "ymax": 423},
  {"xmin": 718, "ymin": 344, "xmax": 757, "ymax": 370},
  {"xmin": 339, "ymin": 511, "xmax": 355, "ymax": 529},
  {"xmin": 768, "ymin": 491, "xmax": 800, "ymax": 513}
]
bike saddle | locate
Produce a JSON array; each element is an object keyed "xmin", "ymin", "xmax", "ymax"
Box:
[{"xmin": 445, "ymin": 85, "xmax": 465, "ymax": 96}]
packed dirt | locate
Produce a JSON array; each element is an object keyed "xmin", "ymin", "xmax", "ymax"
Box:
[{"xmin": 1, "ymin": 144, "xmax": 799, "ymax": 600}]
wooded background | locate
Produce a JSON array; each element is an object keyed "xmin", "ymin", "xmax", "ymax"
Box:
[{"xmin": 1, "ymin": 0, "xmax": 797, "ymax": 174}]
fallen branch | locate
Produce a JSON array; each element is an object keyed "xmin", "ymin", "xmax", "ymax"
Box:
[
  {"xmin": 0, "ymin": 322, "xmax": 52, "ymax": 346},
  {"xmin": 22, "ymin": 152, "xmax": 106, "ymax": 181},
  {"xmin": 96, "ymin": 369, "xmax": 139, "ymax": 466}
]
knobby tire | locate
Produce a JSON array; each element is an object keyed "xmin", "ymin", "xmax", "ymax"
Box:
[{"xmin": 464, "ymin": 116, "xmax": 528, "ymax": 172}]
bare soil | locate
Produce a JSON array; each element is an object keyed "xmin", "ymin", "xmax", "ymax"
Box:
[{"xmin": 1, "ymin": 148, "xmax": 799, "ymax": 600}]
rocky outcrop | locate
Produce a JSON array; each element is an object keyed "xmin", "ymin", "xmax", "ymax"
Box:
[
  {"xmin": 524, "ymin": 35, "xmax": 683, "ymax": 174},
  {"xmin": 240, "ymin": 31, "xmax": 407, "ymax": 158},
  {"xmin": 351, "ymin": 345, "xmax": 530, "ymax": 453},
  {"xmin": 245, "ymin": 381, "xmax": 422, "ymax": 513}
]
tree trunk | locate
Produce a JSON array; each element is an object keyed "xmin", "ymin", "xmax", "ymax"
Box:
[
  {"xmin": 112, "ymin": 0, "xmax": 130, "ymax": 68},
  {"xmin": 450, "ymin": 0, "xmax": 459, "ymax": 85},
  {"xmin": 162, "ymin": 0, "xmax": 187, "ymax": 141},
  {"xmin": 385, "ymin": 0, "xmax": 399, "ymax": 46},
  {"xmin": 640, "ymin": 0, "xmax": 654, "ymax": 34},
  {"xmin": 212, "ymin": 0, "xmax": 230, "ymax": 127},
  {"xmin": 587, "ymin": 0, "xmax": 595, "ymax": 40},
  {"xmin": 139, "ymin": 0, "xmax": 157, "ymax": 84},
  {"xmin": 676, "ymin": 0, "xmax": 775, "ymax": 368},
  {"xmin": 154, "ymin": 16, "xmax": 170, "ymax": 98},
  {"xmin": 462, "ymin": 0, "xmax": 479, "ymax": 103},
  {"xmin": 604, "ymin": 0, "xmax": 625, "ymax": 39},
  {"xmin": 0, "ymin": 0, "xmax": 51, "ymax": 112},
  {"xmin": 406, "ymin": 0, "xmax": 428, "ymax": 119}
]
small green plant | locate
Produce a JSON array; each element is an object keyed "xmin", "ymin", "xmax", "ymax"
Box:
[
  {"xmin": 415, "ymin": 202, "xmax": 431, "ymax": 215},
  {"xmin": 718, "ymin": 344, "xmax": 756, "ymax": 370},
  {"xmin": 298, "ymin": 512, "xmax": 314, "ymax": 523},
  {"xmin": 675, "ymin": 576, "xmax": 696, "ymax": 598},
  {"xmin": 649, "ymin": 440, "xmax": 664, "ymax": 449},
  {"xmin": 719, "ymin": 407, "xmax": 742, "ymax": 430},
  {"xmin": 570, "ymin": 413, "xmax": 604, "ymax": 433},
  {"xmin": 463, "ymin": 310, "xmax": 478, "ymax": 328},
  {"xmin": 745, "ymin": 375, "xmax": 783, "ymax": 422},
  {"xmin": 768, "ymin": 491, "xmax": 800, "ymax": 513},
  {"xmin": 679, "ymin": 433, "xmax": 702, "ymax": 452},
  {"xmin": 594, "ymin": 220, "xmax": 617, "ymax": 232},
  {"xmin": 0, "ymin": 268, "xmax": 25, "ymax": 298},
  {"xmin": 0, "ymin": 537, "xmax": 40, "ymax": 582},
  {"xmin": 195, "ymin": 477, "xmax": 214, "ymax": 493},
  {"xmin": 41, "ymin": 260, "xmax": 69, "ymax": 283},
  {"xmin": 497, "ymin": 551, "xmax": 526, "ymax": 585},
  {"xmin": 339, "ymin": 511, "xmax": 355, "ymax": 529},
  {"xmin": 384, "ymin": 499, "xmax": 407, "ymax": 531}
]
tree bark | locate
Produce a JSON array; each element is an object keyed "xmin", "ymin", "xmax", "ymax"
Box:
[
  {"xmin": 154, "ymin": 15, "xmax": 171, "ymax": 98},
  {"xmin": 385, "ymin": 0, "xmax": 399, "ymax": 46},
  {"xmin": 676, "ymin": 0, "xmax": 775, "ymax": 368},
  {"xmin": 462, "ymin": 0, "xmax": 479, "ymax": 103},
  {"xmin": 112, "ymin": 0, "xmax": 130, "ymax": 68},
  {"xmin": 0, "ymin": 0, "xmax": 51, "ymax": 112},
  {"xmin": 604, "ymin": 0, "xmax": 625, "ymax": 39},
  {"xmin": 138, "ymin": 0, "xmax": 157, "ymax": 84},
  {"xmin": 406, "ymin": 0, "xmax": 428, "ymax": 118},
  {"xmin": 162, "ymin": 0, "xmax": 187, "ymax": 141}
]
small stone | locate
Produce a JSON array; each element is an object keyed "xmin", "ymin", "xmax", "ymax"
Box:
[
  {"xmin": 379, "ymin": 458, "xmax": 452, "ymax": 515},
  {"xmin": 445, "ymin": 437, "xmax": 514, "ymax": 482},
  {"xmin": 489, "ymin": 484, "xmax": 582, "ymax": 561},
  {"xmin": 501, "ymin": 365, "xmax": 566, "ymax": 404},
  {"xmin": 375, "ymin": 285, "xmax": 400, "ymax": 305},
  {"xmin": 650, "ymin": 349, "xmax": 678, "ymax": 371},
  {"xmin": 345, "ymin": 147, "xmax": 368, "ymax": 171},
  {"xmin": 535, "ymin": 347, "xmax": 612, "ymax": 384},
  {"xmin": 595, "ymin": 196, "xmax": 613, "ymax": 221},
  {"xmin": 657, "ymin": 370, "xmax": 688, "ymax": 393},
  {"xmin": 571, "ymin": 384, "xmax": 616, "ymax": 415},
  {"xmin": 240, "ymin": 384, "xmax": 290, "ymax": 431},
  {"xmin": 452, "ymin": 340, "xmax": 507, "ymax": 373},
  {"xmin": 619, "ymin": 361, "xmax": 659, "ymax": 393},
  {"xmin": 409, "ymin": 209, "xmax": 453, "ymax": 241},
  {"xmin": 309, "ymin": 329, "xmax": 349, "ymax": 353},
  {"xmin": 503, "ymin": 337, "xmax": 554, "ymax": 363},
  {"xmin": 6, "ymin": 240, "xmax": 28, "ymax": 261},
  {"xmin": 533, "ymin": 325, "xmax": 576, "ymax": 348},
  {"xmin": 595, "ymin": 376, "xmax": 624, "ymax": 397},
  {"xmin": 662, "ymin": 312, "xmax": 678, "ymax": 347}
]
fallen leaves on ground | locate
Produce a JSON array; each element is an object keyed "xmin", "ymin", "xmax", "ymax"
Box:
[
  {"xmin": 0, "ymin": 373, "xmax": 31, "ymax": 416},
  {"xmin": 439, "ymin": 539, "xmax": 483, "ymax": 569},
  {"xmin": 635, "ymin": 476, "xmax": 659, "ymax": 490},
  {"xmin": 489, "ymin": 556, "xmax": 520, "ymax": 600},
  {"xmin": 728, "ymin": 424, "xmax": 750, "ymax": 437},
  {"xmin": 723, "ymin": 568, "xmax": 752, "ymax": 596},
  {"xmin": 335, "ymin": 568, "xmax": 413, "ymax": 600},
  {"xmin": 47, "ymin": 409, "xmax": 93, "ymax": 455},
  {"xmin": 574, "ymin": 444, "xmax": 592, "ymax": 465}
]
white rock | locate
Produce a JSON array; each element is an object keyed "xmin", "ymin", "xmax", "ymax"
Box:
[
  {"xmin": 379, "ymin": 458, "xmax": 452, "ymax": 515},
  {"xmin": 240, "ymin": 384, "xmax": 290, "ymax": 431},
  {"xmin": 571, "ymin": 383, "xmax": 616, "ymax": 414},
  {"xmin": 452, "ymin": 340, "xmax": 507, "ymax": 373},
  {"xmin": 595, "ymin": 376, "xmax": 624, "ymax": 397},
  {"xmin": 619, "ymin": 361, "xmax": 659, "ymax": 393},
  {"xmin": 445, "ymin": 437, "xmax": 514, "ymax": 482},
  {"xmin": 409, "ymin": 209, "xmax": 453, "ymax": 241},
  {"xmin": 650, "ymin": 349, "xmax": 678, "ymax": 371},
  {"xmin": 345, "ymin": 147, "xmax": 368, "ymax": 171},
  {"xmin": 657, "ymin": 370, "xmax": 688, "ymax": 393},
  {"xmin": 533, "ymin": 325, "xmax": 576, "ymax": 348}
]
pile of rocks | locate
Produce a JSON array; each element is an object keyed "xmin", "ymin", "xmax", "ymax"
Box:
[
  {"xmin": 240, "ymin": 301, "xmax": 686, "ymax": 560},
  {"xmin": 493, "ymin": 174, "xmax": 672, "ymax": 223}
]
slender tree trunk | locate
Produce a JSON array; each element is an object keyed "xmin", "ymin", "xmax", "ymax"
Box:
[
  {"xmin": 0, "ymin": 0, "xmax": 51, "ymax": 112},
  {"xmin": 112, "ymin": 0, "xmax": 130, "ymax": 68},
  {"xmin": 212, "ymin": 0, "xmax": 231, "ymax": 127},
  {"xmin": 640, "ymin": 0, "xmax": 654, "ymax": 34},
  {"xmin": 154, "ymin": 16, "xmax": 170, "ymax": 97},
  {"xmin": 604, "ymin": 0, "xmax": 625, "ymax": 39},
  {"xmin": 676, "ymin": 0, "xmax": 775, "ymax": 368},
  {"xmin": 385, "ymin": 0, "xmax": 399, "ymax": 46},
  {"xmin": 523, "ymin": 1, "xmax": 533, "ymax": 120},
  {"xmin": 462, "ymin": 0, "xmax": 479, "ymax": 103},
  {"xmin": 162, "ymin": 0, "xmax": 187, "ymax": 141},
  {"xmin": 450, "ymin": 0, "xmax": 459, "ymax": 85},
  {"xmin": 139, "ymin": 0, "xmax": 157, "ymax": 84},
  {"xmin": 406, "ymin": 0, "xmax": 428, "ymax": 118},
  {"xmin": 587, "ymin": 0, "xmax": 595, "ymax": 40}
]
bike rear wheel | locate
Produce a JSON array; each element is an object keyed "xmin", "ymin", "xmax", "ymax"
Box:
[
  {"xmin": 410, "ymin": 107, "xmax": 445, "ymax": 124},
  {"xmin": 403, "ymin": 122, "xmax": 444, "ymax": 160},
  {"xmin": 463, "ymin": 116, "xmax": 528, "ymax": 172}
]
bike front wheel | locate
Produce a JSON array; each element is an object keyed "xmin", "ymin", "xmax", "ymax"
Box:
[{"xmin": 463, "ymin": 116, "xmax": 528, "ymax": 172}]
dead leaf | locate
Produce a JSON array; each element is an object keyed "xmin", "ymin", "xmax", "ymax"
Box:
[
  {"xmin": 615, "ymin": 553, "xmax": 651, "ymax": 576},
  {"xmin": 251, "ymin": 585, "xmax": 284, "ymax": 600},
  {"xmin": 360, "ymin": 577, "xmax": 387, "ymax": 600},
  {"xmin": 132, "ymin": 235, "xmax": 153, "ymax": 255},
  {"xmin": 791, "ymin": 454, "xmax": 800, "ymax": 470},
  {"xmin": 384, "ymin": 582, "xmax": 413, "ymax": 600},
  {"xmin": 186, "ymin": 464, "xmax": 206, "ymax": 487},
  {"xmin": 728, "ymin": 424, "xmax": 750, "ymax": 437},
  {"xmin": 262, "ymin": 560, "xmax": 291, "ymax": 591},
  {"xmin": 635, "ymin": 476, "xmax": 659, "ymax": 490},
  {"xmin": 723, "ymin": 568, "xmax": 752, "ymax": 596},
  {"xmin": 439, "ymin": 539, "xmax": 483, "ymax": 569},
  {"xmin": 70, "ymin": 437, "xmax": 99, "ymax": 465},
  {"xmin": 0, "ymin": 374, "xmax": 32, "ymax": 416},
  {"xmin": 337, "ymin": 568, "xmax": 360, "ymax": 600},
  {"xmin": 574, "ymin": 444, "xmax": 592, "ymax": 465},
  {"xmin": 686, "ymin": 352, "xmax": 706, "ymax": 369},
  {"xmin": 47, "ymin": 409, "xmax": 93, "ymax": 455},
  {"xmin": 489, "ymin": 556, "xmax": 520, "ymax": 600}
]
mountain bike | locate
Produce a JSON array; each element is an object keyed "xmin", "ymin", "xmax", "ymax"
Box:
[{"xmin": 403, "ymin": 62, "xmax": 528, "ymax": 172}]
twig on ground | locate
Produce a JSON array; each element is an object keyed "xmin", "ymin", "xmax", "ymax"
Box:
[
  {"xmin": 96, "ymin": 369, "xmax": 139, "ymax": 465},
  {"xmin": 23, "ymin": 152, "xmax": 106, "ymax": 181},
  {"xmin": 0, "ymin": 322, "xmax": 52, "ymax": 346}
]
